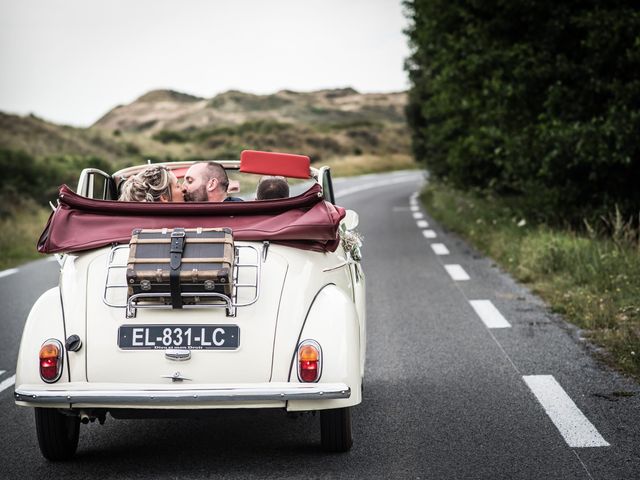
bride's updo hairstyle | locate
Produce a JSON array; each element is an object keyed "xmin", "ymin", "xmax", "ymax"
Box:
[{"xmin": 119, "ymin": 166, "xmax": 173, "ymax": 202}]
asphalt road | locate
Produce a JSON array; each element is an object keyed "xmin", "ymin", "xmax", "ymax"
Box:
[{"xmin": 1, "ymin": 170, "xmax": 638, "ymax": 479}]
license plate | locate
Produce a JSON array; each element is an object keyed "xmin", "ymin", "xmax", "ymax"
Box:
[{"xmin": 118, "ymin": 325, "xmax": 239, "ymax": 350}]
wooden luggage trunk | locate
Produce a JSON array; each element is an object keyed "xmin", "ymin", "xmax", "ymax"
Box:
[{"xmin": 126, "ymin": 227, "xmax": 234, "ymax": 308}]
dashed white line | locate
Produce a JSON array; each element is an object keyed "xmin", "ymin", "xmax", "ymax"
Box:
[
  {"xmin": 0, "ymin": 268, "xmax": 18, "ymax": 279},
  {"xmin": 0, "ymin": 374, "xmax": 16, "ymax": 395},
  {"xmin": 523, "ymin": 375, "xmax": 610, "ymax": 448},
  {"xmin": 444, "ymin": 264, "xmax": 470, "ymax": 281},
  {"xmin": 0, "ymin": 370, "xmax": 5, "ymax": 376},
  {"xmin": 469, "ymin": 300, "xmax": 511, "ymax": 328},
  {"xmin": 430, "ymin": 243, "xmax": 450, "ymax": 255},
  {"xmin": 402, "ymin": 184, "xmax": 607, "ymax": 454}
]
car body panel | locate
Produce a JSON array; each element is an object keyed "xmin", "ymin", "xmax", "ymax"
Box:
[
  {"xmin": 84, "ymin": 243, "xmax": 287, "ymax": 384},
  {"xmin": 287, "ymin": 284, "xmax": 362, "ymax": 411},
  {"xmin": 16, "ymin": 287, "xmax": 67, "ymax": 388},
  {"xmin": 15, "ymin": 242, "xmax": 364, "ymax": 411}
]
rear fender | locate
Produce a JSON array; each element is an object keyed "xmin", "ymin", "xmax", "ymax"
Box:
[
  {"xmin": 287, "ymin": 284, "xmax": 362, "ymax": 411},
  {"xmin": 16, "ymin": 288, "xmax": 67, "ymax": 387}
]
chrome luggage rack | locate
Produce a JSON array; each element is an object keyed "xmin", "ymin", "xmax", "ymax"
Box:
[{"xmin": 103, "ymin": 244, "xmax": 261, "ymax": 318}]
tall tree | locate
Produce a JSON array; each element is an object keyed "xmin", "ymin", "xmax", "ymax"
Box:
[{"xmin": 405, "ymin": 0, "xmax": 640, "ymax": 223}]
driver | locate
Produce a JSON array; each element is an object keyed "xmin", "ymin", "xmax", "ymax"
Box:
[{"xmin": 256, "ymin": 176, "xmax": 289, "ymax": 200}]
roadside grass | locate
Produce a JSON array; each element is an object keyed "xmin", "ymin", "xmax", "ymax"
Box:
[
  {"xmin": 421, "ymin": 182, "xmax": 640, "ymax": 379},
  {"xmin": 0, "ymin": 202, "xmax": 51, "ymax": 270},
  {"xmin": 323, "ymin": 153, "xmax": 417, "ymax": 177}
]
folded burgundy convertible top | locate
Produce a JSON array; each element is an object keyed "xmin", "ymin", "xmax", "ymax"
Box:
[{"xmin": 38, "ymin": 183, "xmax": 346, "ymax": 254}]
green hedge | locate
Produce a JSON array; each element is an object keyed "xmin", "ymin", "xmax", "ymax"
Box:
[
  {"xmin": 0, "ymin": 149, "xmax": 110, "ymax": 214},
  {"xmin": 404, "ymin": 0, "xmax": 640, "ymax": 224}
]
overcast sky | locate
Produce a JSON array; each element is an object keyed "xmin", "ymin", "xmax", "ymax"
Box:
[{"xmin": 0, "ymin": 0, "xmax": 410, "ymax": 127}]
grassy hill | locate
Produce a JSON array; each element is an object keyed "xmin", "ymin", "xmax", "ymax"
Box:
[
  {"xmin": 91, "ymin": 87, "xmax": 410, "ymax": 163},
  {"xmin": 93, "ymin": 87, "xmax": 407, "ymax": 131},
  {"xmin": 0, "ymin": 112, "xmax": 134, "ymax": 164},
  {"xmin": 2, "ymin": 87, "xmax": 410, "ymax": 165}
]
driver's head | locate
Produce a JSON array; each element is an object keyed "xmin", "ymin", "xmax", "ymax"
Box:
[
  {"xmin": 256, "ymin": 176, "xmax": 289, "ymax": 200},
  {"xmin": 182, "ymin": 162, "xmax": 229, "ymax": 202}
]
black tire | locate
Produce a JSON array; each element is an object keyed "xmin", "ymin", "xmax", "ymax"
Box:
[
  {"xmin": 320, "ymin": 407, "xmax": 352, "ymax": 452},
  {"xmin": 34, "ymin": 408, "xmax": 80, "ymax": 461}
]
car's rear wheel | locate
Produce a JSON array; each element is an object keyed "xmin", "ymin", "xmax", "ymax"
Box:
[
  {"xmin": 320, "ymin": 407, "xmax": 352, "ymax": 452},
  {"xmin": 34, "ymin": 408, "xmax": 80, "ymax": 461}
]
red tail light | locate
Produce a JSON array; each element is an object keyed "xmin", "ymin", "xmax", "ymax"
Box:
[
  {"xmin": 39, "ymin": 340, "xmax": 63, "ymax": 383},
  {"xmin": 297, "ymin": 340, "xmax": 322, "ymax": 383}
]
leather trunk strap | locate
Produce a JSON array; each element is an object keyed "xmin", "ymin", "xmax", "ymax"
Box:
[{"xmin": 169, "ymin": 228, "xmax": 186, "ymax": 309}]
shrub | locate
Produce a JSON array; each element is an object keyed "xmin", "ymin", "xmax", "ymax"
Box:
[
  {"xmin": 0, "ymin": 149, "xmax": 111, "ymax": 212},
  {"xmin": 152, "ymin": 130, "xmax": 189, "ymax": 144},
  {"xmin": 404, "ymin": 0, "xmax": 640, "ymax": 226}
]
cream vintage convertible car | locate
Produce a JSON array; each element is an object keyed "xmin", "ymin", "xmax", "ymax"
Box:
[{"xmin": 15, "ymin": 150, "xmax": 365, "ymax": 460}]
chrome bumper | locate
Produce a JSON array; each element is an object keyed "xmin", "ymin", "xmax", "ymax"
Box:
[{"xmin": 14, "ymin": 382, "xmax": 351, "ymax": 406}]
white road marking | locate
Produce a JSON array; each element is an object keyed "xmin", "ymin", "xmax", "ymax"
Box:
[
  {"xmin": 0, "ymin": 268, "xmax": 18, "ymax": 279},
  {"xmin": 523, "ymin": 375, "xmax": 610, "ymax": 448},
  {"xmin": 410, "ymin": 205, "xmax": 419, "ymax": 212},
  {"xmin": 422, "ymin": 229, "xmax": 437, "ymax": 239},
  {"xmin": 0, "ymin": 370, "xmax": 5, "ymax": 376},
  {"xmin": 412, "ymin": 212, "xmax": 424, "ymax": 219},
  {"xmin": 444, "ymin": 264, "xmax": 470, "ymax": 281},
  {"xmin": 469, "ymin": 300, "xmax": 511, "ymax": 328},
  {"xmin": 0, "ymin": 374, "xmax": 15, "ymax": 394},
  {"xmin": 431, "ymin": 243, "xmax": 450, "ymax": 255},
  {"xmin": 417, "ymin": 220, "xmax": 429, "ymax": 228}
]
